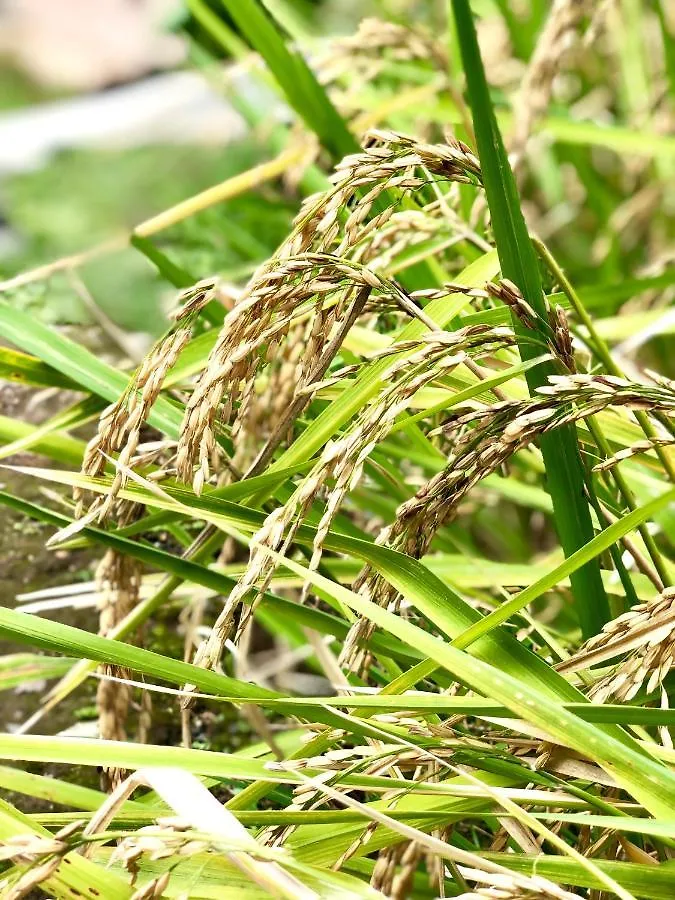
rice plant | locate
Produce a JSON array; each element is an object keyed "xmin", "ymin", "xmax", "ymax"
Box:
[{"xmin": 1, "ymin": 1, "xmax": 675, "ymax": 897}]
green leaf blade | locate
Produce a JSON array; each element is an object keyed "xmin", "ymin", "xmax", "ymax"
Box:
[{"xmin": 451, "ymin": 0, "xmax": 610, "ymax": 637}]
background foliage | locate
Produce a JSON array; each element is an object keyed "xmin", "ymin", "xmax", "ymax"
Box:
[{"xmin": 1, "ymin": 1, "xmax": 675, "ymax": 897}]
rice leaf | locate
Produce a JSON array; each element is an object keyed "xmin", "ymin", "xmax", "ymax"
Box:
[{"xmin": 451, "ymin": 0, "xmax": 610, "ymax": 636}]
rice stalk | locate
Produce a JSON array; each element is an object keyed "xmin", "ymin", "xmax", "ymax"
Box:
[
  {"xmin": 316, "ymin": 18, "xmax": 447, "ymax": 88},
  {"xmin": 72, "ymin": 281, "xmax": 217, "ymax": 779},
  {"xmin": 593, "ymin": 436, "xmax": 675, "ymax": 472},
  {"xmin": 456, "ymin": 868, "xmax": 579, "ymax": 900},
  {"xmin": 75, "ymin": 279, "xmax": 217, "ymax": 520},
  {"xmin": 341, "ymin": 373, "xmax": 675, "ymax": 669},
  {"xmin": 511, "ymin": 0, "xmax": 591, "ymax": 165},
  {"xmin": 176, "ymin": 129, "xmax": 483, "ymax": 493},
  {"xmin": 185, "ymin": 324, "xmax": 517, "ymax": 682},
  {"xmin": 0, "ymin": 822, "xmax": 82, "ymax": 900},
  {"xmin": 370, "ymin": 840, "xmax": 422, "ymax": 899},
  {"xmin": 562, "ymin": 588, "xmax": 675, "ymax": 702},
  {"xmin": 94, "ymin": 549, "xmax": 142, "ymax": 790}
]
